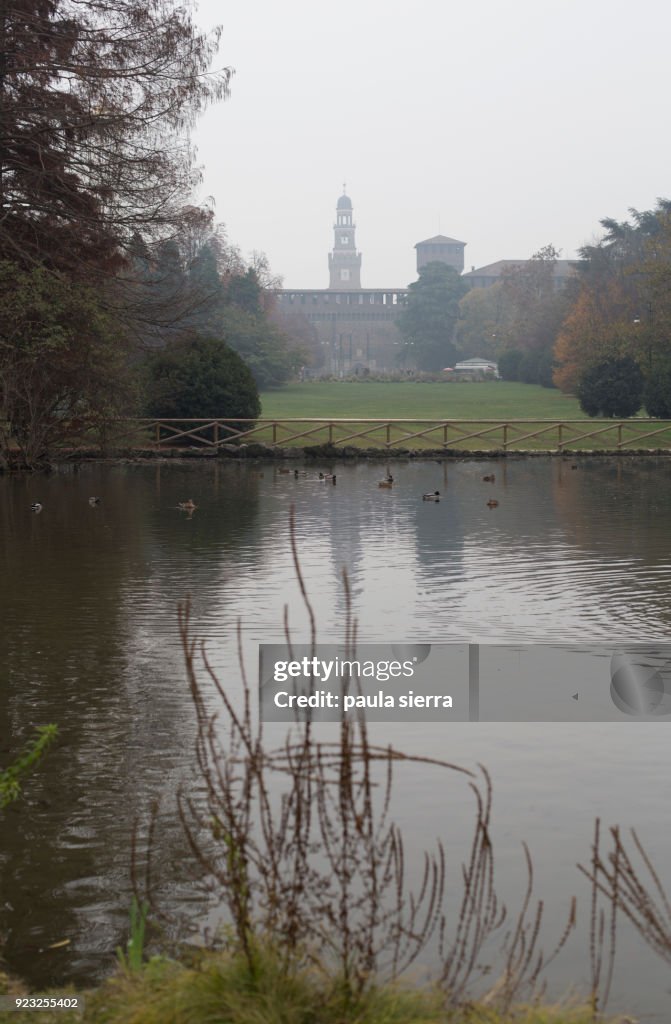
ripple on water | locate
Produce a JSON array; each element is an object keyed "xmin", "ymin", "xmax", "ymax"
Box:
[{"xmin": 2, "ymin": 458, "xmax": 671, "ymax": 1017}]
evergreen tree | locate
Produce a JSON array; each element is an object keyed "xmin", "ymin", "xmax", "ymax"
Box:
[
  {"xmin": 577, "ymin": 357, "xmax": 643, "ymax": 418},
  {"xmin": 397, "ymin": 262, "xmax": 468, "ymax": 371}
]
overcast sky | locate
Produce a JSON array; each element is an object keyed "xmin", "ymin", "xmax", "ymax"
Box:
[{"xmin": 191, "ymin": 0, "xmax": 671, "ymax": 290}]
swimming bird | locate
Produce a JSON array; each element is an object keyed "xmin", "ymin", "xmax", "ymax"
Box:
[
  {"xmin": 482, "ymin": 474, "xmax": 495, "ymax": 483},
  {"xmin": 486, "ymin": 499, "xmax": 499, "ymax": 508},
  {"xmin": 378, "ymin": 479, "xmax": 393, "ymax": 489},
  {"xmin": 88, "ymin": 496, "xmax": 101, "ymax": 506},
  {"xmin": 422, "ymin": 491, "xmax": 440, "ymax": 501},
  {"xmin": 177, "ymin": 499, "xmax": 197, "ymax": 511},
  {"xmin": 31, "ymin": 502, "xmax": 43, "ymax": 513},
  {"xmin": 319, "ymin": 472, "xmax": 336, "ymax": 483},
  {"xmin": 278, "ymin": 467, "xmax": 291, "ymax": 474}
]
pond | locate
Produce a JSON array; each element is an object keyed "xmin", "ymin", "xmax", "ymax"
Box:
[{"xmin": 1, "ymin": 456, "xmax": 671, "ymax": 1017}]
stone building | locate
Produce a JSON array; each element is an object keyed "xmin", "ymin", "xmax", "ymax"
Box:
[
  {"xmin": 415, "ymin": 234, "xmax": 466, "ymax": 274},
  {"xmin": 276, "ymin": 190, "xmax": 409, "ymax": 375},
  {"xmin": 461, "ymin": 259, "xmax": 577, "ymax": 290}
]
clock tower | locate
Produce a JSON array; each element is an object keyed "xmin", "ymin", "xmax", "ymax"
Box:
[{"xmin": 328, "ymin": 187, "xmax": 362, "ymax": 289}]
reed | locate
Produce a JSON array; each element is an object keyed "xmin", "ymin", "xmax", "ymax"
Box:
[{"xmin": 131, "ymin": 509, "xmax": 579, "ymax": 1013}]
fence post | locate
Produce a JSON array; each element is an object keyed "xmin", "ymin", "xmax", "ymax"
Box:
[
  {"xmin": 213, "ymin": 422, "xmax": 219, "ymax": 446},
  {"xmin": 155, "ymin": 422, "xmax": 161, "ymax": 449},
  {"xmin": 617, "ymin": 423, "xmax": 623, "ymax": 449},
  {"xmin": 503, "ymin": 423, "xmax": 508, "ymax": 450},
  {"xmin": 558, "ymin": 423, "xmax": 563, "ymax": 450}
]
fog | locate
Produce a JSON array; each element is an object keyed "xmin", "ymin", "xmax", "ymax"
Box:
[{"xmin": 191, "ymin": 0, "xmax": 671, "ymax": 288}]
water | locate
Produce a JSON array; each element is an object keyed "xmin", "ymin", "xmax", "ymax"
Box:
[{"xmin": 1, "ymin": 457, "xmax": 671, "ymax": 1016}]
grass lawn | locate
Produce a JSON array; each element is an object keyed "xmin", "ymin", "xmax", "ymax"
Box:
[
  {"xmin": 260, "ymin": 381, "xmax": 583, "ymax": 420},
  {"xmin": 254, "ymin": 381, "xmax": 671, "ymax": 451}
]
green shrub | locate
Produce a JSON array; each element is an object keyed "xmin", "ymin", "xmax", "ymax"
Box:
[
  {"xmin": 577, "ymin": 357, "xmax": 643, "ymax": 418},
  {"xmin": 143, "ymin": 336, "xmax": 260, "ymax": 432}
]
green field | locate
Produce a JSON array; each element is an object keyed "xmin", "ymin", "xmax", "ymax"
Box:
[
  {"xmin": 253, "ymin": 380, "xmax": 671, "ymax": 451},
  {"xmin": 260, "ymin": 381, "xmax": 583, "ymax": 419}
]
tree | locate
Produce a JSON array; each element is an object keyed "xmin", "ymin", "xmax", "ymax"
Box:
[
  {"xmin": 144, "ymin": 336, "xmax": 260, "ymax": 423},
  {"xmin": 643, "ymin": 358, "xmax": 671, "ymax": 417},
  {"xmin": 0, "ymin": 0, "xmax": 230, "ymax": 277},
  {"xmin": 455, "ymin": 283, "xmax": 510, "ymax": 359},
  {"xmin": 221, "ymin": 305, "xmax": 304, "ymax": 388},
  {"xmin": 554, "ymin": 201, "xmax": 671, "ymax": 394},
  {"xmin": 0, "ymin": 0, "xmax": 231, "ymax": 464},
  {"xmin": 495, "ymin": 245, "xmax": 577, "ymax": 359},
  {"xmin": 0, "ymin": 261, "xmax": 136, "ymax": 467},
  {"xmin": 497, "ymin": 349, "xmax": 524, "ymax": 381},
  {"xmin": 397, "ymin": 262, "xmax": 468, "ymax": 371},
  {"xmin": 553, "ymin": 280, "xmax": 637, "ymax": 393},
  {"xmin": 576, "ymin": 357, "xmax": 643, "ymax": 418}
]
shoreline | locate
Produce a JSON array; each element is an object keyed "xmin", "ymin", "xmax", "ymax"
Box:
[{"xmin": 5, "ymin": 444, "xmax": 671, "ymax": 472}]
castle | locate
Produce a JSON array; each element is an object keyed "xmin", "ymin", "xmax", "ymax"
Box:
[
  {"xmin": 275, "ymin": 189, "xmax": 574, "ymax": 375},
  {"xmin": 276, "ymin": 190, "xmax": 409, "ymax": 375}
]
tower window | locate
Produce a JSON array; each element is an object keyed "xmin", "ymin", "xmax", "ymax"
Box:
[
  {"xmin": 341, "ymin": 235, "xmax": 349, "ymax": 244},
  {"xmin": 340, "ymin": 269, "xmax": 350, "ymax": 281}
]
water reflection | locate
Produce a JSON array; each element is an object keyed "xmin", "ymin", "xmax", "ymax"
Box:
[{"xmin": 1, "ymin": 457, "xmax": 671, "ymax": 1015}]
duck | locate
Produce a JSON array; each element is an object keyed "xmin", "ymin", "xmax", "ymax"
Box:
[
  {"xmin": 177, "ymin": 499, "xmax": 197, "ymax": 511},
  {"xmin": 422, "ymin": 491, "xmax": 440, "ymax": 501},
  {"xmin": 88, "ymin": 496, "xmax": 101, "ymax": 506},
  {"xmin": 318, "ymin": 472, "xmax": 336, "ymax": 483},
  {"xmin": 486, "ymin": 499, "xmax": 499, "ymax": 508},
  {"xmin": 294, "ymin": 469, "xmax": 308, "ymax": 478},
  {"xmin": 278, "ymin": 467, "xmax": 291, "ymax": 474},
  {"xmin": 482, "ymin": 474, "xmax": 495, "ymax": 483},
  {"xmin": 31, "ymin": 502, "xmax": 43, "ymax": 513},
  {"xmin": 378, "ymin": 479, "xmax": 393, "ymax": 489}
]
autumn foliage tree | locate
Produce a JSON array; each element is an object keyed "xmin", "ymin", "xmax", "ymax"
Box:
[
  {"xmin": 0, "ymin": 0, "xmax": 230, "ymax": 274},
  {"xmin": 456, "ymin": 246, "xmax": 576, "ymax": 386},
  {"xmin": 552, "ymin": 202, "xmax": 671, "ymax": 417},
  {"xmin": 0, "ymin": 0, "xmax": 230, "ymax": 464}
]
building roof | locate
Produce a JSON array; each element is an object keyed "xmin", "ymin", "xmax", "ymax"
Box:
[
  {"xmin": 337, "ymin": 194, "xmax": 352, "ymax": 210},
  {"xmin": 462, "ymin": 259, "xmax": 578, "ymax": 280},
  {"xmin": 415, "ymin": 234, "xmax": 466, "ymax": 247},
  {"xmin": 462, "ymin": 260, "xmax": 525, "ymax": 278}
]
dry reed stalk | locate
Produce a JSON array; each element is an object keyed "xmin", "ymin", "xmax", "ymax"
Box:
[{"xmin": 134, "ymin": 507, "xmax": 579, "ymax": 1007}]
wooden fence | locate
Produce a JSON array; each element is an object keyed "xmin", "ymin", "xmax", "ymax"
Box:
[{"xmin": 84, "ymin": 417, "xmax": 671, "ymax": 453}]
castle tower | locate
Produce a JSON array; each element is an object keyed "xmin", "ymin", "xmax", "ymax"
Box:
[
  {"xmin": 328, "ymin": 187, "xmax": 362, "ymax": 289},
  {"xmin": 414, "ymin": 235, "xmax": 466, "ymax": 274}
]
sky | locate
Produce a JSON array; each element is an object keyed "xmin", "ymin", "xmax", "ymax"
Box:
[{"xmin": 190, "ymin": 0, "xmax": 671, "ymax": 290}]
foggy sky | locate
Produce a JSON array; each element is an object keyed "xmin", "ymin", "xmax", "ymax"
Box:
[{"xmin": 191, "ymin": 0, "xmax": 671, "ymax": 289}]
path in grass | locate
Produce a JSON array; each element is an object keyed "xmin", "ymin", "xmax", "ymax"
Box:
[{"xmin": 260, "ymin": 381, "xmax": 583, "ymax": 420}]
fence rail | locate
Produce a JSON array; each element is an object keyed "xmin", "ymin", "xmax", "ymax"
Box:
[{"xmin": 64, "ymin": 417, "xmax": 671, "ymax": 453}]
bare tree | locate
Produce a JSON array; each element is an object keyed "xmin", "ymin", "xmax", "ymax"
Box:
[{"xmin": 0, "ymin": 0, "xmax": 231, "ymax": 276}]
